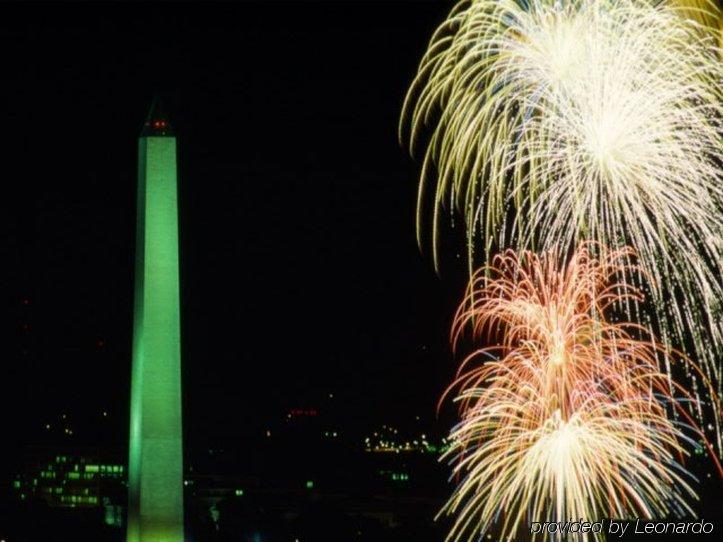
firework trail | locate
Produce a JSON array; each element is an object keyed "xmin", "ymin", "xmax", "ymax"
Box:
[
  {"xmin": 669, "ymin": 0, "xmax": 722, "ymax": 35},
  {"xmin": 401, "ymin": 0, "xmax": 723, "ymax": 409},
  {"xmin": 439, "ymin": 244, "xmax": 720, "ymax": 541}
]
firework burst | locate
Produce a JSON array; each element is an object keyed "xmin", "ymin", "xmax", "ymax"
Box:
[
  {"xmin": 670, "ymin": 0, "xmax": 721, "ymax": 35},
  {"xmin": 401, "ymin": 0, "xmax": 723, "ymax": 398},
  {"xmin": 439, "ymin": 244, "xmax": 719, "ymax": 541}
]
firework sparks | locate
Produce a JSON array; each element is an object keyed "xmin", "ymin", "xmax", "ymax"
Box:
[
  {"xmin": 439, "ymin": 244, "xmax": 719, "ymax": 541},
  {"xmin": 401, "ymin": 0, "xmax": 723, "ymax": 398},
  {"xmin": 670, "ymin": 0, "xmax": 721, "ymax": 36}
]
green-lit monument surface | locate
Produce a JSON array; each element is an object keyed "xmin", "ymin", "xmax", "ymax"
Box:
[{"xmin": 128, "ymin": 101, "xmax": 184, "ymax": 542}]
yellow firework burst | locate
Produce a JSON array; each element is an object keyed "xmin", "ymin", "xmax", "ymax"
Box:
[
  {"xmin": 401, "ymin": 0, "xmax": 723, "ymax": 400},
  {"xmin": 439, "ymin": 244, "xmax": 720, "ymax": 541},
  {"xmin": 669, "ymin": 0, "xmax": 721, "ymax": 36}
]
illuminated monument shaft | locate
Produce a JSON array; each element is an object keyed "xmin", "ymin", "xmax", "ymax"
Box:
[{"xmin": 128, "ymin": 103, "xmax": 184, "ymax": 541}]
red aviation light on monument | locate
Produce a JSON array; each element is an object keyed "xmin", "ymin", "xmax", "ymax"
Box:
[{"xmin": 141, "ymin": 98, "xmax": 174, "ymax": 137}]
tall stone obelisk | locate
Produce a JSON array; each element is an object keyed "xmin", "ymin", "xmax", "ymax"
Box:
[{"xmin": 128, "ymin": 100, "xmax": 184, "ymax": 542}]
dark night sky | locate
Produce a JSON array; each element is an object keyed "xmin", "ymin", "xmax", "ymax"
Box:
[{"xmin": 4, "ymin": 1, "xmax": 470, "ymax": 452}]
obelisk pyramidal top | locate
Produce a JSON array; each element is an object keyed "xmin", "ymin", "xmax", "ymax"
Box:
[{"xmin": 128, "ymin": 99, "xmax": 184, "ymax": 542}]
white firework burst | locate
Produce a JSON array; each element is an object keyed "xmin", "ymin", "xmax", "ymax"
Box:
[{"xmin": 401, "ymin": 0, "xmax": 723, "ymax": 420}]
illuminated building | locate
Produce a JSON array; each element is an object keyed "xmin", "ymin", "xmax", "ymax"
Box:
[
  {"xmin": 12, "ymin": 447, "xmax": 125, "ymax": 527},
  {"xmin": 127, "ymin": 101, "xmax": 184, "ymax": 541}
]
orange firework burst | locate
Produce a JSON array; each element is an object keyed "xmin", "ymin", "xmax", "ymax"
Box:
[{"xmin": 439, "ymin": 243, "xmax": 720, "ymax": 541}]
